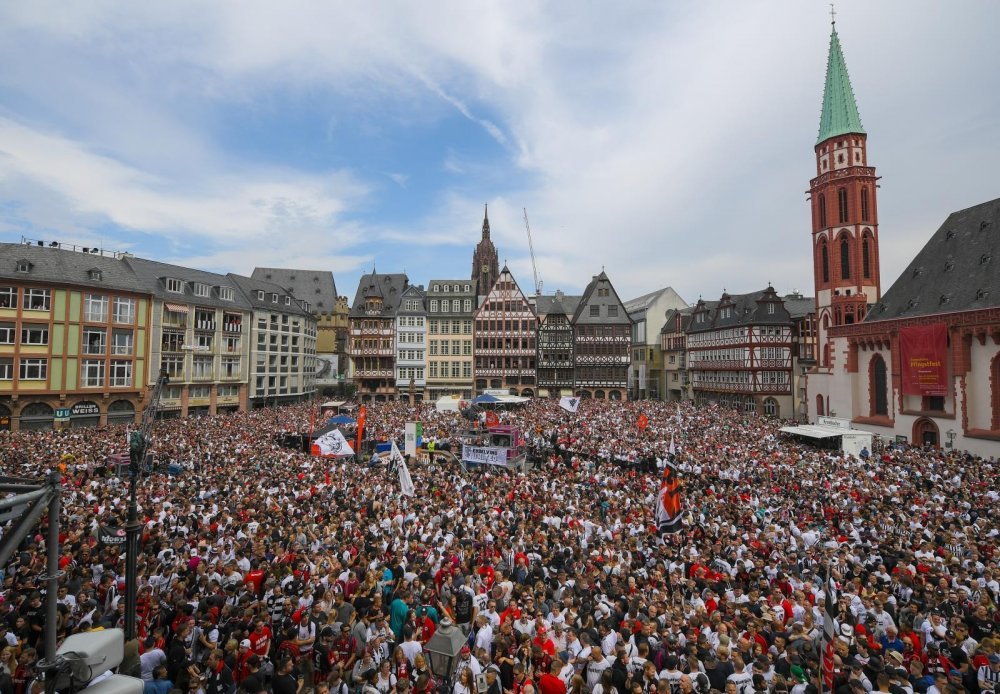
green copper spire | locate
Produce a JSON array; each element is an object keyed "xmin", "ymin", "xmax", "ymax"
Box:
[{"xmin": 816, "ymin": 26, "xmax": 865, "ymax": 144}]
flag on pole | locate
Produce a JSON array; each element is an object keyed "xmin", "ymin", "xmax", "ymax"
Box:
[
  {"xmin": 355, "ymin": 406, "xmax": 367, "ymax": 456},
  {"xmin": 485, "ymin": 411, "xmax": 500, "ymax": 428},
  {"xmin": 637, "ymin": 413, "xmax": 649, "ymax": 430},
  {"xmin": 821, "ymin": 561, "xmax": 837, "ymax": 692},
  {"xmin": 668, "ymin": 434, "xmax": 676, "ymax": 456},
  {"xmin": 559, "ymin": 396, "xmax": 580, "ymax": 414},
  {"xmin": 654, "ymin": 462, "xmax": 683, "ymax": 534},
  {"xmin": 391, "ymin": 440, "xmax": 415, "ymax": 497}
]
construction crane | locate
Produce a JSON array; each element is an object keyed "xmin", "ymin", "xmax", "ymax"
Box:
[{"xmin": 523, "ymin": 208, "xmax": 543, "ymax": 297}]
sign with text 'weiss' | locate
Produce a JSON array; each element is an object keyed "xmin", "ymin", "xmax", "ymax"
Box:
[
  {"xmin": 461, "ymin": 444, "xmax": 508, "ymax": 467},
  {"xmin": 899, "ymin": 323, "xmax": 948, "ymax": 396}
]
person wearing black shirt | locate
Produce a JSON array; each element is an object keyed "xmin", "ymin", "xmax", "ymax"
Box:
[
  {"xmin": 205, "ymin": 648, "xmax": 235, "ymax": 694},
  {"xmin": 273, "ymin": 657, "xmax": 302, "ymax": 694},
  {"xmin": 240, "ymin": 656, "xmax": 265, "ymax": 694}
]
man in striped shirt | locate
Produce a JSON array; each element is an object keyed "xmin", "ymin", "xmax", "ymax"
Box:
[{"xmin": 978, "ymin": 654, "xmax": 1000, "ymax": 692}]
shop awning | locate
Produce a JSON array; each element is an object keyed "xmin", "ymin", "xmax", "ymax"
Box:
[
  {"xmin": 779, "ymin": 425, "xmax": 844, "ymax": 439},
  {"xmin": 164, "ymin": 303, "xmax": 190, "ymax": 313},
  {"xmin": 321, "ymin": 401, "xmax": 346, "ymax": 408}
]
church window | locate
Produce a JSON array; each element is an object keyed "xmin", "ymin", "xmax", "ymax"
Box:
[
  {"xmin": 837, "ymin": 188, "xmax": 849, "ymax": 223},
  {"xmin": 860, "ymin": 188, "xmax": 870, "ymax": 221},
  {"xmin": 818, "ymin": 194, "xmax": 827, "ymax": 228},
  {"xmin": 862, "ymin": 238, "xmax": 871, "ymax": 279},
  {"xmin": 820, "ymin": 241, "xmax": 830, "ymax": 283},
  {"xmin": 870, "ymin": 355, "xmax": 888, "ymax": 416},
  {"xmin": 840, "ymin": 237, "xmax": 851, "ymax": 280}
]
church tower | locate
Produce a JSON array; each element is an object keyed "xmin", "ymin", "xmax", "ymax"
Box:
[
  {"xmin": 471, "ymin": 204, "xmax": 499, "ymax": 294},
  {"xmin": 809, "ymin": 18, "xmax": 881, "ymax": 368}
]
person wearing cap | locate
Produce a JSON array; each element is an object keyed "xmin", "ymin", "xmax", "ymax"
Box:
[{"xmin": 456, "ymin": 644, "xmax": 482, "ymax": 677}]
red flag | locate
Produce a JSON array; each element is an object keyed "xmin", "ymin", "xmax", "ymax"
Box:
[
  {"xmin": 485, "ymin": 411, "xmax": 500, "ymax": 428},
  {"xmin": 355, "ymin": 406, "xmax": 367, "ymax": 455},
  {"xmin": 637, "ymin": 414, "xmax": 649, "ymax": 430}
]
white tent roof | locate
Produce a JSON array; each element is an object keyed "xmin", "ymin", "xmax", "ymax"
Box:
[
  {"xmin": 779, "ymin": 425, "xmax": 846, "ymax": 439},
  {"xmin": 321, "ymin": 401, "xmax": 347, "ymax": 408}
]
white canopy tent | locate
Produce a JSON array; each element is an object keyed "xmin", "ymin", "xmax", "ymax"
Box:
[{"xmin": 779, "ymin": 424, "xmax": 873, "ymax": 457}]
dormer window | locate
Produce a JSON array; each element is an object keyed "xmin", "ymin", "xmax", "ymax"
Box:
[
  {"xmin": 721, "ymin": 307, "xmax": 731, "ymax": 319},
  {"xmin": 284, "ymin": 296, "xmax": 291, "ymax": 306},
  {"xmin": 443, "ymin": 285, "xmax": 449, "ymax": 293},
  {"xmin": 16, "ymin": 260, "xmax": 31, "ymax": 273},
  {"xmin": 193, "ymin": 282, "xmax": 210, "ymax": 298},
  {"xmin": 88, "ymin": 268, "xmax": 102, "ymax": 281},
  {"xmin": 271, "ymin": 293, "xmax": 278, "ymax": 303},
  {"xmin": 257, "ymin": 290, "xmax": 265, "ymax": 300},
  {"xmin": 219, "ymin": 287, "xmax": 234, "ymax": 301},
  {"xmin": 165, "ymin": 278, "xmax": 183, "ymax": 293},
  {"xmin": 464, "ymin": 284, "xmax": 470, "ymax": 292},
  {"xmin": 433, "ymin": 285, "xmax": 439, "ymax": 292}
]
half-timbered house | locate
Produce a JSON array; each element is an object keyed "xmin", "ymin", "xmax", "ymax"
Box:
[
  {"xmin": 473, "ymin": 266, "xmax": 537, "ymax": 395},
  {"xmin": 348, "ymin": 271, "xmax": 408, "ymax": 401},
  {"xmin": 534, "ymin": 290, "xmax": 579, "ymax": 398},
  {"xmin": 572, "ymin": 271, "xmax": 632, "ymax": 401}
]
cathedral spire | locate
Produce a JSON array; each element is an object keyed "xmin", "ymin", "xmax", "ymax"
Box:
[
  {"xmin": 482, "ymin": 203, "xmax": 490, "ymax": 240},
  {"xmin": 817, "ymin": 23, "xmax": 865, "ymax": 144}
]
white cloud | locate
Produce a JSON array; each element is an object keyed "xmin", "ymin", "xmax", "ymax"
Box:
[
  {"xmin": 0, "ymin": 0, "xmax": 997, "ymax": 303},
  {"xmin": 0, "ymin": 117, "xmax": 368, "ymax": 246}
]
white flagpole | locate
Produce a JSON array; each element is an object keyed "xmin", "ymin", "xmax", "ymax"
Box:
[{"xmin": 392, "ymin": 440, "xmax": 415, "ymax": 497}]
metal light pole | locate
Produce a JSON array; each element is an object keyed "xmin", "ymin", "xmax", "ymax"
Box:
[
  {"xmin": 125, "ymin": 369, "xmax": 169, "ymax": 642},
  {"xmin": 124, "ymin": 439, "xmax": 142, "ymax": 642}
]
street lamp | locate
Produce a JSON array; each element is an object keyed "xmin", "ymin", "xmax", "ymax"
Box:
[
  {"xmin": 946, "ymin": 429, "xmax": 956, "ymax": 449},
  {"xmin": 424, "ymin": 618, "xmax": 467, "ymax": 692}
]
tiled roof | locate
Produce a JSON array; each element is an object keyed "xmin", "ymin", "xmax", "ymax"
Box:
[
  {"xmin": 251, "ymin": 267, "xmax": 338, "ymax": 315},
  {"xmin": 866, "ymin": 197, "xmax": 1000, "ymax": 321},
  {"xmin": 0, "ymin": 243, "xmax": 147, "ymax": 294}
]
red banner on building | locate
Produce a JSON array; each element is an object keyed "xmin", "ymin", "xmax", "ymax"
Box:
[{"xmin": 899, "ymin": 323, "xmax": 948, "ymax": 396}]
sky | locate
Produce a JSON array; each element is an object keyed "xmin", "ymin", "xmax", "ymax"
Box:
[{"xmin": 0, "ymin": 1, "xmax": 998, "ymax": 306}]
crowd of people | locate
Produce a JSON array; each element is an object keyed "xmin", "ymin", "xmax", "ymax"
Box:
[{"xmin": 0, "ymin": 397, "xmax": 997, "ymax": 694}]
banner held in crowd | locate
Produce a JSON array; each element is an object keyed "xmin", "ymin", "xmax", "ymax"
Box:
[
  {"xmin": 390, "ymin": 440, "xmax": 415, "ymax": 497},
  {"xmin": 655, "ymin": 462, "xmax": 683, "ymax": 534}
]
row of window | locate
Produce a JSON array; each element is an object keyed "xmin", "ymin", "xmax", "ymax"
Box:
[
  {"xmin": 254, "ymin": 354, "xmax": 302, "ymax": 369},
  {"xmin": 476, "ymin": 320, "xmax": 535, "ymax": 333},
  {"xmin": 397, "ymin": 367, "xmax": 425, "ymax": 381},
  {"xmin": 431, "ymin": 284, "xmax": 472, "ymax": 294},
  {"xmin": 0, "ymin": 358, "xmax": 133, "ymax": 386},
  {"xmin": 817, "ymin": 186, "xmax": 871, "ymax": 228},
  {"xmin": 428, "ymin": 362, "xmax": 473, "ymax": 379},
  {"xmin": 429, "ymin": 320, "xmax": 472, "ymax": 335},
  {"xmin": 430, "ymin": 341, "xmax": 472, "ymax": 356},
  {"xmin": 161, "ymin": 355, "xmax": 241, "ymax": 379},
  {"xmin": 163, "ymin": 384, "xmax": 241, "ymax": 399},
  {"xmin": 164, "ymin": 278, "xmax": 236, "ymax": 302},
  {"xmin": 429, "ymin": 299, "xmax": 474, "ymax": 313},
  {"xmin": 0, "ymin": 288, "xmax": 137, "ymax": 322},
  {"xmin": 398, "ymin": 332, "xmax": 424, "ymax": 344},
  {"xmin": 398, "ymin": 316, "xmax": 425, "ymax": 327},
  {"xmin": 397, "ymin": 350, "xmax": 425, "ymax": 361},
  {"xmin": 478, "ymin": 300, "xmax": 527, "ymax": 313}
]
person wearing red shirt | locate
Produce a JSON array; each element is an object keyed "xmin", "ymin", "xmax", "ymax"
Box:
[
  {"xmin": 248, "ymin": 619, "xmax": 273, "ymax": 659},
  {"xmin": 244, "ymin": 562, "xmax": 266, "ymax": 598},
  {"xmin": 533, "ymin": 626, "xmax": 556, "ymax": 657},
  {"xmin": 538, "ymin": 660, "xmax": 567, "ymax": 694}
]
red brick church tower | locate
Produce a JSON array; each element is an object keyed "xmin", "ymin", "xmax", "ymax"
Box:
[
  {"xmin": 471, "ymin": 204, "xmax": 499, "ymax": 295},
  {"xmin": 809, "ymin": 18, "xmax": 882, "ymax": 368}
]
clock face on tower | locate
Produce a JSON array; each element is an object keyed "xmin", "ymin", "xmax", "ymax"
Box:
[{"xmin": 482, "ymin": 264, "xmax": 488, "ymax": 273}]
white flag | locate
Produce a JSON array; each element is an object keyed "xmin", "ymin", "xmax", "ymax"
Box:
[
  {"xmin": 559, "ymin": 396, "xmax": 580, "ymax": 413},
  {"xmin": 668, "ymin": 434, "xmax": 676, "ymax": 456},
  {"xmin": 675, "ymin": 404, "xmax": 682, "ymax": 424},
  {"xmin": 391, "ymin": 440, "xmax": 415, "ymax": 497},
  {"xmin": 313, "ymin": 428, "xmax": 355, "ymax": 457}
]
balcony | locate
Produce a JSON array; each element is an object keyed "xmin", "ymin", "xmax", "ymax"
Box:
[
  {"xmin": 194, "ymin": 321, "xmax": 216, "ymax": 332},
  {"xmin": 355, "ymin": 369, "xmax": 394, "ymax": 378}
]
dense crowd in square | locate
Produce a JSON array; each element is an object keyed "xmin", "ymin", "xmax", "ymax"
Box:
[{"xmin": 0, "ymin": 397, "xmax": 997, "ymax": 694}]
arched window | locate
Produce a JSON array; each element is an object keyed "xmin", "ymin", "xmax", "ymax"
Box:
[
  {"xmin": 841, "ymin": 237, "xmax": 851, "ymax": 279},
  {"xmin": 860, "ymin": 187, "xmax": 870, "ymax": 221},
  {"xmin": 763, "ymin": 398, "xmax": 778, "ymax": 416},
  {"xmin": 862, "ymin": 237, "xmax": 871, "ymax": 279},
  {"xmin": 820, "ymin": 241, "xmax": 830, "ymax": 283},
  {"xmin": 818, "ymin": 194, "xmax": 827, "ymax": 228},
  {"xmin": 838, "ymin": 187, "xmax": 849, "ymax": 223},
  {"xmin": 816, "ymin": 394, "xmax": 825, "ymax": 417},
  {"xmin": 870, "ymin": 355, "xmax": 888, "ymax": 416}
]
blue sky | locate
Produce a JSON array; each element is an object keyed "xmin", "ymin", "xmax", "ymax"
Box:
[{"xmin": 0, "ymin": 1, "xmax": 998, "ymax": 305}]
